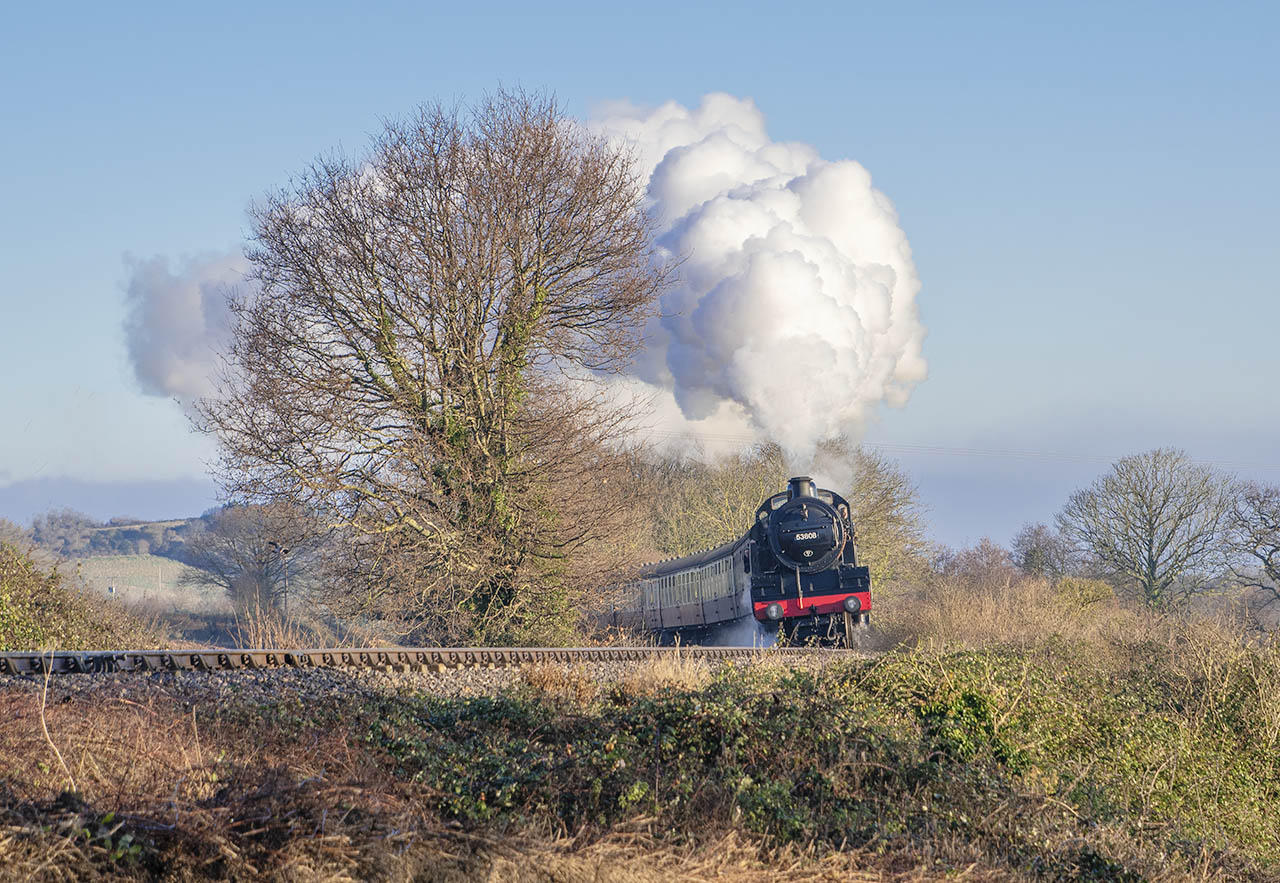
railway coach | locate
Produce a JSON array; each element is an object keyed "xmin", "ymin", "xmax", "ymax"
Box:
[{"xmin": 609, "ymin": 476, "xmax": 871, "ymax": 646}]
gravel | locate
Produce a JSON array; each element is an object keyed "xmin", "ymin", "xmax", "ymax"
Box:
[{"xmin": 0, "ymin": 654, "xmax": 849, "ymax": 708}]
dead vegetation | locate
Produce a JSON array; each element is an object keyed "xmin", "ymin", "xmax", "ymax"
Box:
[
  {"xmin": 618, "ymin": 649, "xmax": 713, "ymax": 697},
  {"xmin": 519, "ymin": 661, "xmax": 598, "ymax": 705}
]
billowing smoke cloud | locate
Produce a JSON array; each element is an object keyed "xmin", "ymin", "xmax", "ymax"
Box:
[
  {"xmin": 122, "ymin": 252, "xmax": 250, "ymax": 403},
  {"xmin": 121, "ymin": 95, "xmax": 926, "ymax": 461},
  {"xmin": 594, "ymin": 94, "xmax": 927, "ymax": 461}
]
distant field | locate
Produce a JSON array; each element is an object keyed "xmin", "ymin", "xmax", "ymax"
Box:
[
  {"xmin": 75, "ymin": 554, "xmax": 231, "ymax": 614},
  {"xmin": 86, "ymin": 519, "xmax": 191, "ymax": 532}
]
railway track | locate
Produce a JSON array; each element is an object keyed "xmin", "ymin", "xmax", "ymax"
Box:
[{"xmin": 0, "ymin": 645, "xmax": 853, "ymax": 677}]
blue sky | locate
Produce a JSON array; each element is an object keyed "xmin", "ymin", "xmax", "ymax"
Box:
[{"xmin": 1, "ymin": 0, "xmax": 1276, "ymax": 545}]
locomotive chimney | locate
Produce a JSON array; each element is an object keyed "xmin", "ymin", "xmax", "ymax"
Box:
[{"xmin": 787, "ymin": 476, "xmax": 816, "ymax": 500}]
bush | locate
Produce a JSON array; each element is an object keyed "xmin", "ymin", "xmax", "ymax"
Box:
[
  {"xmin": 0, "ymin": 543, "xmax": 158, "ymax": 650},
  {"xmin": 359, "ymin": 638, "xmax": 1280, "ymax": 877}
]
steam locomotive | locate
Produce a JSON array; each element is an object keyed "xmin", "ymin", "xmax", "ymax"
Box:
[{"xmin": 610, "ymin": 476, "xmax": 871, "ymax": 646}]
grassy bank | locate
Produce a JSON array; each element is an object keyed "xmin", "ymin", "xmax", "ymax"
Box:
[
  {"xmin": 3, "ymin": 539, "xmax": 1279, "ymax": 879},
  {"xmin": 2, "ymin": 631, "xmax": 1278, "ymax": 880}
]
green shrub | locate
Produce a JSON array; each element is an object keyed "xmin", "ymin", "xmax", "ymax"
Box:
[
  {"xmin": 352, "ymin": 638, "xmax": 1280, "ymax": 878},
  {"xmin": 0, "ymin": 543, "xmax": 158, "ymax": 650}
]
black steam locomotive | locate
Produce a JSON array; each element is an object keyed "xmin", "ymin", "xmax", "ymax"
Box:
[{"xmin": 610, "ymin": 476, "xmax": 871, "ymax": 646}]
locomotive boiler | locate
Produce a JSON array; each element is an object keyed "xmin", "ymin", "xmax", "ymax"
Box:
[{"xmin": 609, "ymin": 477, "xmax": 871, "ymax": 646}]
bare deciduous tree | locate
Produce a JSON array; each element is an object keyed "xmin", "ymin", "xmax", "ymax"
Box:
[
  {"xmin": 198, "ymin": 90, "xmax": 670, "ymax": 644},
  {"xmin": 838, "ymin": 446, "xmax": 930, "ymax": 586},
  {"xmin": 1010, "ymin": 522, "xmax": 1077, "ymax": 580},
  {"xmin": 647, "ymin": 445, "xmax": 790, "ymax": 558},
  {"xmin": 180, "ymin": 504, "xmax": 320, "ymax": 611},
  {"xmin": 1223, "ymin": 481, "xmax": 1280, "ymax": 620},
  {"xmin": 1056, "ymin": 448, "xmax": 1231, "ymax": 607}
]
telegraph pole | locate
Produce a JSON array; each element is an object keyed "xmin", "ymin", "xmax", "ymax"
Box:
[{"xmin": 268, "ymin": 540, "xmax": 290, "ymax": 616}]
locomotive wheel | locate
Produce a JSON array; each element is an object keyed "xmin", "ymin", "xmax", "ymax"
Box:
[{"xmin": 842, "ymin": 611, "xmax": 855, "ymax": 648}]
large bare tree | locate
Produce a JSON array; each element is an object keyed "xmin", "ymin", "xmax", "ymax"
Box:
[
  {"xmin": 1056, "ymin": 448, "xmax": 1232, "ymax": 607},
  {"xmin": 199, "ymin": 91, "xmax": 670, "ymax": 643},
  {"xmin": 1223, "ymin": 481, "xmax": 1280, "ymax": 620}
]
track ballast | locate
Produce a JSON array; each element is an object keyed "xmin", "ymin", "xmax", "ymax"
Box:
[{"xmin": 0, "ymin": 645, "xmax": 851, "ymax": 676}]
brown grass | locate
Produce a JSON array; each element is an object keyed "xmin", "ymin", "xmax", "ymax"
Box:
[
  {"xmin": 0, "ymin": 680, "xmax": 416, "ymax": 879},
  {"xmin": 226, "ymin": 600, "xmax": 396, "ymax": 650},
  {"xmin": 875, "ymin": 569, "xmax": 1142, "ymax": 651},
  {"xmin": 519, "ymin": 662, "xmax": 598, "ymax": 704},
  {"xmin": 618, "ymin": 649, "xmax": 713, "ymax": 697},
  {"xmin": 229, "ymin": 601, "xmax": 313, "ymax": 649}
]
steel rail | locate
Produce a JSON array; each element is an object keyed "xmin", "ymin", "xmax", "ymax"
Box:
[{"xmin": 0, "ymin": 645, "xmax": 854, "ymax": 677}]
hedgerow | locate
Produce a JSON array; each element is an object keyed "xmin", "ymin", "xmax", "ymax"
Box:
[
  {"xmin": 356, "ymin": 637, "xmax": 1280, "ymax": 878},
  {"xmin": 0, "ymin": 543, "xmax": 158, "ymax": 651}
]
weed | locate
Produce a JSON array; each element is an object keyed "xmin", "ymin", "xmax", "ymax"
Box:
[
  {"xmin": 617, "ymin": 649, "xmax": 712, "ymax": 697},
  {"xmin": 519, "ymin": 661, "xmax": 598, "ymax": 704}
]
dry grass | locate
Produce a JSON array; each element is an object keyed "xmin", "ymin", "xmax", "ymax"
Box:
[
  {"xmin": 226, "ymin": 601, "xmax": 396, "ymax": 650},
  {"xmin": 229, "ymin": 601, "xmax": 313, "ymax": 648},
  {"xmin": 519, "ymin": 653, "xmax": 718, "ymax": 704},
  {"xmin": 875, "ymin": 569, "xmax": 1142, "ymax": 652},
  {"xmin": 519, "ymin": 662, "xmax": 598, "ymax": 704},
  {"xmin": 0, "ymin": 680, "xmax": 413, "ymax": 880},
  {"xmin": 618, "ymin": 649, "xmax": 712, "ymax": 697}
]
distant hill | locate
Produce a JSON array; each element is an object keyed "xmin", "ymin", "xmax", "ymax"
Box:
[
  {"xmin": 0, "ymin": 475, "xmax": 217, "ymax": 526},
  {"xmin": 28, "ymin": 510, "xmax": 207, "ymax": 560}
]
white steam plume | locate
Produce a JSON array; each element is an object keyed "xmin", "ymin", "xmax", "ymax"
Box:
[
  {"xmin": 594, "ymin": 94, "xmax": 927, "ymax": 461},
  {"xmin": 121, "ymin": 95, "xmax": 926, "ymax": 460},
  {"xmin": 122, "ymin": 252, "xmax": 250, "ymax": 403}
]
